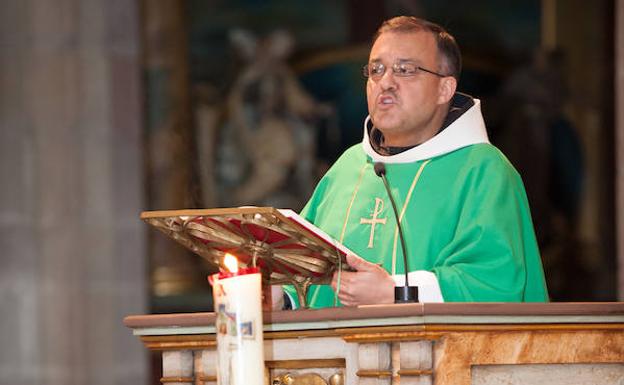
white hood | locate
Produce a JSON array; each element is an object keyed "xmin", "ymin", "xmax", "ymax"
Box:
[{"xmin": 362, "ymin": 97, "xmax": 490, "ymax": 163}]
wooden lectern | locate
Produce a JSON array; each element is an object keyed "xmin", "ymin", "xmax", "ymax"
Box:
[{"xmin": 124, "ymin": 302, "xmax": 624, "ymax": 385}]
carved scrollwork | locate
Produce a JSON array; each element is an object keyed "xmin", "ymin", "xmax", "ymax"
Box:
[{"xmin": 272, "ymin": 372, "xmax": 344, "ymax": 385}]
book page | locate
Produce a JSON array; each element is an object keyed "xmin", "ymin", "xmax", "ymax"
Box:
[{"xmin": 277, "ymin": 209, "xmax": 358, "ymax": 260}]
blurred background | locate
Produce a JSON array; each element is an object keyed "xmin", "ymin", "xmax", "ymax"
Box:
[{"xmin": 1, "ymin": 0, "xmax": 623, "ymax": 384}]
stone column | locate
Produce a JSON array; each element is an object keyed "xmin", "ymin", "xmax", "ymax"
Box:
[
  {"xmin": 196, "ymin": 349, "xmax": 218, "ymax": 385},
  {"xmin": 142, "ymin": 0, "xmax": 208, "ymax": 300},
  {"xmin": 398, "ymin": 341, "xmax": 433, "ymax": 385},
  {"xmin": 0, "ymin": 0, "xmax": 147, "ymax": 384},
  {"xmin": 162, "ymin": 350, "xmax": 194, "ymax": 384},
  {"xmin": 357, "ymin": 343, "xmax": 392, "ymax": 385}
]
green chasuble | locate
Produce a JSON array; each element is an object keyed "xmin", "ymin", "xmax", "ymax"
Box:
[{"xmin": 284, "ymin": 95, "xmax": 549, "ymax": 308}]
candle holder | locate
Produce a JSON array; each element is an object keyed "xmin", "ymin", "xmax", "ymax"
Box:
[{"xmin": 210, "ymin": 258, "xmax": 264, "ymax": 385}]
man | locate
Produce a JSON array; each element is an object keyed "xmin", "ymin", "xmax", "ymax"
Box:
[{"xmin": 281, "ymin": 16, "xmax": 548, "ymax": 308}]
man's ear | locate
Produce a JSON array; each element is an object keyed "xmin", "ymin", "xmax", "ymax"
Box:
[{"xmin": 437, "ymin": 76, "xmax": 457, "ymax": 105}]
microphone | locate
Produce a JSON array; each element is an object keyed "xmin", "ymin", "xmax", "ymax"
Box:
[{"xmin": 373, "ymin": 162, "xmax": 418, "ymax": 303}]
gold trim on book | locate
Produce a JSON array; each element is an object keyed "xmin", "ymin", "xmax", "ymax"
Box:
[{"xmin": 197, "ymin": 375, "xmax": 217, "ymax": 382}]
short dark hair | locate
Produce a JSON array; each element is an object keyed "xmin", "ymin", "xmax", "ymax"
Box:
[{"xmin": 372, "ymin": 16, "xmax": 461, "ymax": 81}]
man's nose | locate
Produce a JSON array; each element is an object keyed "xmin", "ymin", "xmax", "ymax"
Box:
[{"xmin": 378, "ymin": 68, "xmax": 398, "ymax": 90}]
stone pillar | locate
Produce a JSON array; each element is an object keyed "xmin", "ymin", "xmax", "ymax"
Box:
[
  {"xmin": 0, "ymin": 0, "xmax": 147, "ymax": 384},
  {"xmin": 357, "ymin": 343, "xmax": 392, "ymax": 385},
  {"xmin": 162, "ymin": 350, "xmax": 194, "ymax": 384},
  {"xmin": 142, "ymin": 0, "xmax": 208, "ymax": 300},
  {"xmin": 398, "ymin": 341, "xmax": 433, "ymax": 385},
  {"xmin": 196, "ymin": 349, "xmax": 218, "ymax": 385}
]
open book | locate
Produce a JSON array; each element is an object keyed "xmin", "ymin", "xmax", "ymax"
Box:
[{"xmin": 141, "ymin": 207, "xmax": 356, "ymax": 303}]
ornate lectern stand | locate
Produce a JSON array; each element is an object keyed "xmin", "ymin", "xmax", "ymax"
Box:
[
  {"xmin": 124, "ymin": 303, "xmax": 624, "ymax": 385},
  {"xmin": 141, "ymin": 208, "xmax": 352, "ymax": 307}
]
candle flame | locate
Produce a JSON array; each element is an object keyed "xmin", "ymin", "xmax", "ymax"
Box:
[{"xmin": 223, "ymin": 253, "xmax": 239, "ymax": 273}]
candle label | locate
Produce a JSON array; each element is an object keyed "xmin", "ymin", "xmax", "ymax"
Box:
[{"xmin": 216, "ymin": 303, "xmax": 256, "ymax": 339}]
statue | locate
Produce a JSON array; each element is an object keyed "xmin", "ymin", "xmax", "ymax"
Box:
[{"xmin": 196, "ymin": 29, "xmax": 331, "ymax": 210}]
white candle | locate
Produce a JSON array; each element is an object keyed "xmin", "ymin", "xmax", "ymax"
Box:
[{"xmin": 210, "ymin": 255, "xmax": 264, "ymax": 385}]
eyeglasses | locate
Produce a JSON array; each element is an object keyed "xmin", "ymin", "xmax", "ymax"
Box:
[{"xmin": 362, "ymin": 61, "xmax": 448, "ymax": 79}]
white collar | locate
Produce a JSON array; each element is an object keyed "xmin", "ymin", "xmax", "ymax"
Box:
[{"xmin": 362, "ymin": 98, "xmax": 490, "ymax": 163}]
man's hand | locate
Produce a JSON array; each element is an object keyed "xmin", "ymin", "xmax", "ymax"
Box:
[{"xmin": 331, "ymin": 254, "xmax": 395, "ymax": 306}]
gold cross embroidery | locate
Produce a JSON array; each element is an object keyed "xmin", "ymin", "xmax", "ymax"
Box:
[{"xmin": 360, "ymin": 197, "xmax": 387, "ymax": 248}]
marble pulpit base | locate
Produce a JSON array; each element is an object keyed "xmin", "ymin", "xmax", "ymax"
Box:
[
  {"xmin": 125, "ymin": 303, "xmax": 624, "ymax": 385},
  {"xmin": 472, "ymin": 363, "xmax": 624, "ymax": 385}
]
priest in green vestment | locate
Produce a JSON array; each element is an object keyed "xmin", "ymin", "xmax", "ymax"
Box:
[{"xmin": 280, "ymin": 16, "xmax": 548, "ymax": 308}]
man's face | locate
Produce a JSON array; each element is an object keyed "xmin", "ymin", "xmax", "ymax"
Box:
[{"xmin": 366, "ymin": 31, "xmax": 451, "ymax": 146}]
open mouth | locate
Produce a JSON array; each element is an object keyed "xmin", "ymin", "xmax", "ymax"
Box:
[{"xmin": 379, "ymin": 95, "xmax": 395, "ymax": 105}]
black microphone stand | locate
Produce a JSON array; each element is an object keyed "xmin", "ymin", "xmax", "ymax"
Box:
[{"xmin": 374, "ymin": 162, "xmax": 418, "ymax": 303}]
